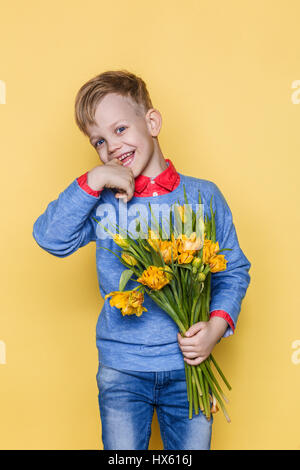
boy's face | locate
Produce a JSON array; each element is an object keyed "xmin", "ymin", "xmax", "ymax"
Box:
[{"xmin": 87, "ymin": 92, "xmax": 161, "ymax": 178}]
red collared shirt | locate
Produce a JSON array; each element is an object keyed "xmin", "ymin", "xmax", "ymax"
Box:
[{"xmin": 76, "ymin": 158, "xmax": 234, "ymax": 334}]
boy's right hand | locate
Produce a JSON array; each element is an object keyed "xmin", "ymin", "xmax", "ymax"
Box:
[{"xmin": 87, "ymin": 159, "xmax": 135, "ymax": 202}]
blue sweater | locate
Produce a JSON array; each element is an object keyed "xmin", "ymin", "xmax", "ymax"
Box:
[{"xmin": 32, "ymin": 171, "xmax": 251, "ymax": 372}]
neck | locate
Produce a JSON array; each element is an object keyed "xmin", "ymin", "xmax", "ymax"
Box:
[{"xmin": 140, "ymin": 146, "xmax": 168, "ymax": 178}]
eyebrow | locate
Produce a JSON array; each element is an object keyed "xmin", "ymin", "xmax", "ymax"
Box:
[{"xmin": 89, "ymin": 120, "xmax": 128, "ymax": 144}]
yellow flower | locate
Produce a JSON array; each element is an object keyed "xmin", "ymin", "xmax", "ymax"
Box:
[
  {"xmin": 177, "ymin": 205, "xmax": 188, "ymax": 223},
  {"xmin": 177, "ymin": 252, "xmax": 194, "ymax": 264},
  {"xmin": 159, "ymin": 240, "xmax": 178, "ymax": 264},
  {"xmin": 113, "ymin": 234, "xmax": 129, "ymax": 248},
  {"xmin": 209, "ymin": 254, "xmax": 227, "ymax": 273},
  {"xmin": 105, "ymin": 290, "xmax": 147, "ymax": 317},
  {"xmin": 177, "ymin": 232, "xmax": 203, "ymax": 253},
  {"xmin": 197, "ymin": 217, "xmax": 205, "ymax": 238},
  {"xmin": 137, "ymin": 265, "xmax": 171, "ymax": 290},
  {"xmin": 121, "ymin": 252, "xmax": 138, "ymax": 266},
  {"xmin": 147, "ymin": 230, "xmax": 160, "ymax": 251},
  {"xmin": 202, "ymin": 239, "xmax": 220, "ymax": 264}
]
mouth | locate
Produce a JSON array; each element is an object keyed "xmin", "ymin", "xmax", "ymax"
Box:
[{"xmin": 117, "ymin": 150, "xmax": 135, "ymax": 167}]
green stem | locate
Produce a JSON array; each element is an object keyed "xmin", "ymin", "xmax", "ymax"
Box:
[
  {"xmin": 196, "ymin": 367, "xmax": 209, "ymax": 417},
  {"xmin": 191, "ymin": 366, "xmax": 203, "ymax": 396},
  {"xmin": 203, "ymin": 374, "xmax": 211, "ymax": 420},
  {"xmin": 210, "ymin": 354, "xmax": 232, "ymax": 391},
  {"xmin": 192, "ymin": 375, "xmax": 199, "ymax": 415},
  {"xmin": 184, "ymin": 362, "xmax": 189, "ymax": 402},
  {"xmin": 202, "ymin": 360, "xmax": 228, "ymax": 403},
  {"xmin": 198, "ymin": 362, "xmax": 231, "ymax": 423},
  {"xmin": 188, "ymin": 366, "xmax": 193, "ymax": 419}
]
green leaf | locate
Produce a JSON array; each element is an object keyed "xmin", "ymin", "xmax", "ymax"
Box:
[
  {"xmin": 119, "ymin": 269, "xmax": 134, "ymax": 291},
  {"xmin": 183, "ymin": 184, "xmax": 189, "ymax": 205}
]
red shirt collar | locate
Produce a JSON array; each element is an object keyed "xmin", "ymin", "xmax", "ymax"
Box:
[{"xmin": 134, "ymin": 158, "xmax": 179, "ymax": 195}]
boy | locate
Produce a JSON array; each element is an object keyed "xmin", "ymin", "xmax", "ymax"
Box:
[{"xmin": 32, "ymin": 70, "xmax": 251, "ymax": 450}]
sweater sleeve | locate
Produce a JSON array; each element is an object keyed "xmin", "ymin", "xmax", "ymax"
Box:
[
  {"xmin": 208, "ymin": 183, "xmax": 251, "ymax": 339},
  {"xmin": 32, "ymin": 178, "xmax": 101, "ymax": 257}
]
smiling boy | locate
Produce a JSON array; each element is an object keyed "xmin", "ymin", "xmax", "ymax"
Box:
[{"xmin": 33, "ymin": 70, "xmax": 251, "ymax": 450}]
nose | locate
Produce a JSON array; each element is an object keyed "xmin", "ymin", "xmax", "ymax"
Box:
[{"xmin": 107, "ymin": 139, "xmax": 121, "ymax": 156}]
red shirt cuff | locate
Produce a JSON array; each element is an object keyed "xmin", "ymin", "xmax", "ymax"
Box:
[
  {"xmin": 77, "ymin": 171, "xmax": 102, "ymax": 197},
  {"xmin": 209, "ymin": 310, "xmax": 235, "ymax": 333}
]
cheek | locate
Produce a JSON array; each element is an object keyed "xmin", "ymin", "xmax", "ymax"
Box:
[
  {"xmin": 98, "ymin": 153, "xmax": 107, "ymax": 165},
  {"xmin": 138, "ymin": 137, "xmax": 153, "ymax": 155}
]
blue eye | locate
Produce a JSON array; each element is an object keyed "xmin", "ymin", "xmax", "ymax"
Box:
[
  {"xmin": 95, "ymin": 139, "xmax": 104, "ymax": 147},
  {"xmin": 95, "ymin": 126, "xmax": 126, "ymax": 148}
]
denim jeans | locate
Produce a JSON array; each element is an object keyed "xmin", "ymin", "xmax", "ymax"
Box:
[{"xmin": 96, "ymin": 362, "xmax": 213, "ymax": 450}]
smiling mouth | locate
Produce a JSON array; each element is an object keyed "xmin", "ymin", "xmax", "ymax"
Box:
[{"xmin": 119, "ymin": 150, "xmax": 135, "ymax": 166}]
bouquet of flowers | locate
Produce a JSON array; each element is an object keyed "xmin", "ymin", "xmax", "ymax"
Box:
[{"xmin": 93, "ymin": 185, "xmax": 232, "ymax": 422}]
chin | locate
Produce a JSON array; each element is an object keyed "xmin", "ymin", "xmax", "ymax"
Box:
[{"xmin": 130, "ymin": 161, "xmax": 143, "ymax": 178}]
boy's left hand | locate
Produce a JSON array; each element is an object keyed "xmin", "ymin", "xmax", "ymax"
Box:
[{"xmin": 177, "ymin": 317, "xmax": 228, "ymax": 365}]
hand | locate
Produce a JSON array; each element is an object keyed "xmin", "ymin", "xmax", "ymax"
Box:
[
  {"xmin": 87, "ymin": 158, "xmax": 135, "ymax": 202},
  {"xmin": 177, "ymin": 317, "xmax": 228, "ymax": 366}
]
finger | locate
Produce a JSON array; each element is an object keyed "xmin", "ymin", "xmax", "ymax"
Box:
[
  {"xmin": 182, "ymin": 351, "xmax": 199, "ymax": 359},
  {"xmin": 115, "ymin": 192, "xmax": 127, "ymax": 200},
  {"xmin": 127, "ymin": 183, "xmax": 135, "ymax": 201},
  {"xmin": 178, "ymin": 342, "xmax": 196, "ymax": 351},
  {"xmin": 178, "ymin": 336, "xmax": 198, "ymax": 346},
  {"xmin": 178, "ymin": 338, "xmax": 195, "ymax": 351},
  {"xmin": 183, "ymin": 356, "xmax": 206, "ymax": 366},
  {"xmin": 185, "ymin": 322, "xmax": 206, "ymax": 337}
]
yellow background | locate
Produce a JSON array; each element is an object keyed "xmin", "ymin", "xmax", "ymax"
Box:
[{"xmin": 1, "ymin": 0, "xmax": 299, "ymax": 450}]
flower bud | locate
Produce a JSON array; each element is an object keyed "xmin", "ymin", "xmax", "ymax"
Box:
[
  {"xmin": 192, "ymin": 257, "xmax": 202, "ymax": 269},
  {"xmin": 121, "ymin": 253, "xmax": 137, "ymax": 266},
  {"xmin": 113, "ymin": 234, "xmax": 129, "ymax": 248},
  {"xmin": 164, "ymin": 265, "xmax": 173, "ymax": 280},
  {"xmin": 197, "ymin": 272, "xmax": 206, "ymax": 281}
]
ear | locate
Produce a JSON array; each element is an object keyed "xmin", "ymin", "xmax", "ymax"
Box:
[{"xmin": 145, "ymin": 108, "xmax": 162, "ymax": 137}]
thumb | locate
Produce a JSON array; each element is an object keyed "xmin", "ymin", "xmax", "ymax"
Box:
[{"xmin": 185, "ymin": 322, "xmax": 206, "ymax": 337}]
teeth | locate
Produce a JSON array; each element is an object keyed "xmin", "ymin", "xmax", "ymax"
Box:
[{"xmin": 120, "ymin": 151, "xmax": 134, "ymax": 161}]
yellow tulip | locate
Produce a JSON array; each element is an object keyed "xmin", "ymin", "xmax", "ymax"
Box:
[
  {"xmin": 147, "ymin": 230, "xmax": 160, "ymax": 251},
  {"xmin": 105, "ymin": 290, "xmax": 147, "ymax": 317},
  {"xmin": 137, "ymin": 265, "xmax": 171, "ymax": 290},
  {"xmin": 209, "ymin": 254, "xmax": 227, "ymax": 273},
  {"xmin": 121, "ymin": 253, "xmax": 138, "ymax": 266},
  {"xmin": 177, "ymin": 205, "xmax": 187, "ymax": 223},
  {"xmin": 159, "ymin": 240, "xmax": 178, "ymax": 264},
  {"xmin": 113, "ymin": 234, "xmax": 129, "ymax": 248},
  {"xmin": 177, "ymin": 252, "xmax": 194, "ymax": 264},
  {"xmin": 202, "ymin": 239, "xmax": 220, "ymax": 264},
  {"xmin": 177, "ymin": 232, "xmax": 203, "ymax": 253}
]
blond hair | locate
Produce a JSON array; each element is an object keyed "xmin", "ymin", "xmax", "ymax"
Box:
[{"xmin": 74, "ymin": 69, "xmax": 154, "ymax": 136}]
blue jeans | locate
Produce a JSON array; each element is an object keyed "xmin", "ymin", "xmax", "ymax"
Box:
[{"xmin": 96, "ymin": 362, "xmax": 213, "ymax": 450}]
